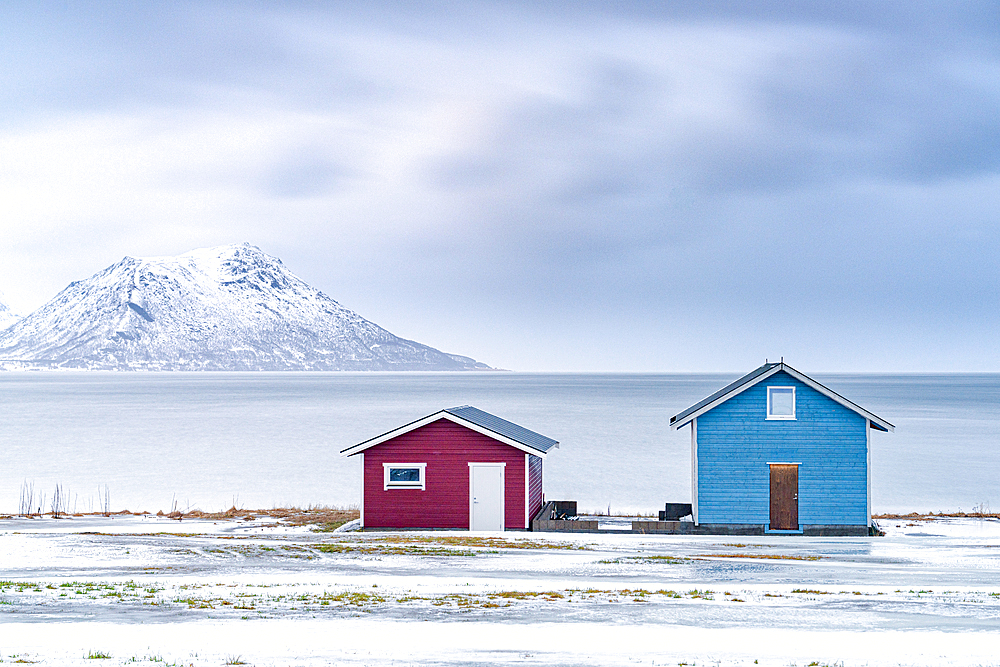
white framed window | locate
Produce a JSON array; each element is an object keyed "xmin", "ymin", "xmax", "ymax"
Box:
[
  {"xmin": 767, "ymin": 386, "xmax": 796, "ymax": 420},
  {"xmin": 383, "ymin": 463, "xmax": 427, "ymax": 490}
]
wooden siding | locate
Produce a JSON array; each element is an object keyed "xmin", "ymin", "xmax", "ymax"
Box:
[
  {"xmin": 363, "ymin": 419, "xmax": 528, "ymax": 529},
  {"xmin": 527, "ymin": 454, "xmax": 543, "ymax": 523},
  {"xmin": 696, "ymin": 371, "xmax": 869, "ymax": 526}
]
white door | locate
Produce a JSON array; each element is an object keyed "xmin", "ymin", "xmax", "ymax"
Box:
[{"xmin": 469, "ymin": 464, "xmax": 504, "ymax": 531}]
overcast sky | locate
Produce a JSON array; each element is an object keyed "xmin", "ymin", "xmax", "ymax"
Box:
[{"xmin": 1, "ymin": 2, "xmax": 998, "ymax": 371}]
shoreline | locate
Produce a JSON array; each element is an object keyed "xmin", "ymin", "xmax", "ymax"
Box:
[
  {"xmin": 5, "ymin": 507, "xmax": 1000, "ymax": 528},
  {"xmin": 873, "ymin": 511, "xmax": 1000, "ymax": 520},
  {"xmin": 0, "ymin": 506, "xmax": 359, "ymax": 529}
]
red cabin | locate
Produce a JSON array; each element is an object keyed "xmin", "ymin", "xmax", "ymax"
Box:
[{"xmin": 341, "ymin": 406, "xmax": 559, "ymax": 531}]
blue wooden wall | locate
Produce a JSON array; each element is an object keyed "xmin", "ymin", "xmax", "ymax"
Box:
[{"xmin": 696, "ymin": 371, "xmax": 868, "ymax": 526}]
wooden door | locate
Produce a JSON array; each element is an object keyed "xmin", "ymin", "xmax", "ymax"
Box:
[
  {"xmin": 469, "ymin": 464, "xmax": 504, "ymax": 531},
  {"xmin": 769, "ymin": 464, "xmax": 799, "ymax": 530}
]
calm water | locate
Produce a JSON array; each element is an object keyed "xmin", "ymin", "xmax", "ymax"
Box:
[{"xmin": 0, "ymin": 372, "xmax": 997, "ymax": 514}]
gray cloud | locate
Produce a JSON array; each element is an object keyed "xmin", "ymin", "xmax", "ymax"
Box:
[
  {"xmin": 263, "ymin": 152, "xmax": 357, "ymax": 198},
  {"xmin": 1, "ymin": 1, "xmax": 999, "ymax": 370}
]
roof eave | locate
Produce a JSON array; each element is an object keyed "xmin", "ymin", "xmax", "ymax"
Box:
[
  {"xmin": 442, "ymin": 406, "xmax": 559, "ymax": 453},
  {"xmin": 670, "ymin": 363, "xmax": 785, "ymax": 430},
  {"xmin": 777, "ymin": 364, "xmax": 894, "ymax": 432},
  {"xmin": 340, "ymin": 411, "xmax": 552, "ymax": 458},
  {"xmin": 670, "ymin": 362, "xmax": 894, "ymax": 433}
]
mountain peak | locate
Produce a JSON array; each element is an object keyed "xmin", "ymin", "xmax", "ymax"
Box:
[
  {"xmin": 126, "ymin": 243, "xmax": 287, "ymax": 290},
  {"xmin": 0, "ymin": 245, "xmax": 490, "ymax": 371},
  {"xmin": 0, "ymin": 291, "xmax": 19, "ymax": 331}
]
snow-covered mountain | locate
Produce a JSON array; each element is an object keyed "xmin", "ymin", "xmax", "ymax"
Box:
[
  {"xmin": 0, "ymin": 292, "xmax": 19, "ymax": 331},
  {"xmin": 0, "ymin": 244, "xmax": 491, "ymax": 371}
]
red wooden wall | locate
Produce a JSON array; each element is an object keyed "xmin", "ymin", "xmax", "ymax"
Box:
[{"xmin": 362, "ymin": 418, "xmax": 536, "ymax": 530}]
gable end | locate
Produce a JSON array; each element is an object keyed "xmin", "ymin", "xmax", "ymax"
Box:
[
  {"xmin": 671, "ymin": 362, "xmax": 893, "ymax": 432},
  {"xmin": 341, "ymin": 408, "xmax": 557, "ymax": 458}
]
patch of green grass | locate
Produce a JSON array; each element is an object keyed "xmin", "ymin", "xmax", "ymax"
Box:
[
  {"xmin": 490, "ymin": 591, "xmax": 564, "ymax": 600},
  {"xmin": 310, "ymin": 520, "xmax": 352, "ymax": 532},
  {"xmin": 314, "ymin": 543, "xmax": 477, "ymax": 557},
  {"xmin": 0, "ymin": 581, "xmax": 44, "ymax": 593},
  {"xmin": 85, "ymin": 650, "xmax": 112, "ymax": 659},
  {"xmin": 686, "ymin": 589, "xmax": 714, "ymax": 600},
  {"xmin": 354, "ymin": 535, "xmax": 588, "ymax": 550},
  {"xmin": 174, "ymin": 597, "xmax": 216, "ymax": 609},
  {"xmin": 599, "ymin": 555, "xmax": 690, "ymax": 565},
  {"xmin": 694, "ymin": 552, "xmax": 824, "ymax": 561}
]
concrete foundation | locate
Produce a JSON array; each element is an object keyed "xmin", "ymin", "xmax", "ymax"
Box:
[
  {"xmin": 531, "ymin": 503, "xmax": 871, "ymax": 536},
  {"xmin": 630, "ymin": 521, "xmax": 869, "ymax": 536}
]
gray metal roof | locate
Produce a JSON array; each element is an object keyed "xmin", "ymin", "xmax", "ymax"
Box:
[
  {"xmin": 445, "ymin": 405, "xmax": 559, "ymax": 453},
  {"xmin": 670, "ymin": 361, "xmax": 894, "ymax": 432},
  {"xmin": 670, "ymin": 362, "xmax": 779, "ymax": 427},
  {"xmin": 340, "ymin": 405, "xmax": 559, "ymax": 456}
]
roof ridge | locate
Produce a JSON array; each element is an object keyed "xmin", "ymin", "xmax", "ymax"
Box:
[
  {"xmin": 342, "ymin": 405, "xmax": 559, "ymax": 456},
  {"xmin": 670, "ymin": 361, "xmax": 893, "ymax": 432},
  {"xmin": 670, "ymin": 362, "xmax": 778, "ymax": 426}
]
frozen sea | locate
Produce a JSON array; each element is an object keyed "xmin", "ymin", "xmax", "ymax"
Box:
[{"xmin": 0, "ymin": 372, "xmax": 998, "ymax": 514}]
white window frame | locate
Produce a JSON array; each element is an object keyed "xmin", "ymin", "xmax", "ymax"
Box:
[
  {"xmin": 766, "ymin": 386, "xmax": 796, "ymax": 420},
  {"xmin": 383, "ymin": 463, "xmax": 427, "ymax": 490}
]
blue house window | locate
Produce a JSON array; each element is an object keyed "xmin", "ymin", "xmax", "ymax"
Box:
[{"xmin": 767, "ymin": 387, "xmax": 795, "ymax": 420}]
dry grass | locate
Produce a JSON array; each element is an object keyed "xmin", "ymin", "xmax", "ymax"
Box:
[
  {"xmin": 8, "ymin": 505, "xmax": 360, "ymax": 528},
  {"xmin": 313, "ymin": 535, "xmax": 589, "ymax": 557},
  {"xmin": 15, "ymin": 510, "xmax": 151, "ymax": 519},
  {"xmin": 152, "ymin": 506, "xmax": 359, "ymax": 530},
  {"xmin": 7, "ymin": 507, "xmax": 361, "ymax": 531},
  {"xmin": 874, "ymin": 511, "xmax": 1000, "ymax": 521}
]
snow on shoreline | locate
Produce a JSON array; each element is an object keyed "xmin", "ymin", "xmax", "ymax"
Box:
[{"xmin": 1, "ymin": 515, "xmax": 999, "ymax": 666}]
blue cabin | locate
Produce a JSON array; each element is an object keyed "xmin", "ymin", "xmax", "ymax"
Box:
[{"xmin": 670, "ymin": 362, "xmax": 893, "ymax": 536}]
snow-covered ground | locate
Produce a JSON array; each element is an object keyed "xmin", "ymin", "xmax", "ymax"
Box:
[{"xmin": 2, "ymin": 515, "xmax": 999, "ymax": 666}]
